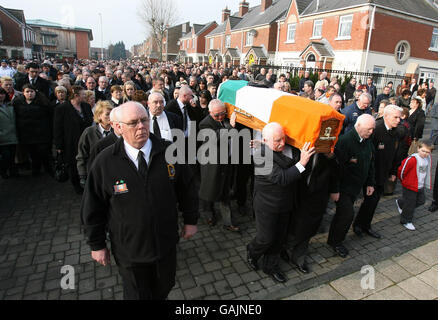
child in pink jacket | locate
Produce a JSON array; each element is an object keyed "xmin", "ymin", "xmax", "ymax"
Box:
[{"xmin": 396, "ymin": 140, "xmax": 434, "ymax": 231}]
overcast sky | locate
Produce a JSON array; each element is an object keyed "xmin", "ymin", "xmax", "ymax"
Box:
[{"xmin": 1, "ymin": 0, "xmax": 262, "ymax": 49}]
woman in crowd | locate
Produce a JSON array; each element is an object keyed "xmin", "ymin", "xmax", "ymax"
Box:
[
  {"xmin": 84, "ymin": 90, "xmax": 96, "ymax": 113},
  {"xmin": 198, "ymin": 90, "xmax": 212, "ymax": 120},
  {"xmin": 76, "ymin": 100, "xmax": 113, "ymax": 186},
  {"xmin": 163, "ymin": 75, "xmax": 174, "ymax": 100},
  {"xmin": 123, "ymin": 81, "xmax": 136, "ymax": 103},
  {"xmin": 408, "ymin": 97, "xmax": 426, "ymax": 144},
  {"xmin": 54, "ymin": 85, "xmax": 93, "ymax": 194},
  {"xmin": 415, "ymin": 89, "xmax": 427, "ymax": 112},
  {"xmin": 396, "ymin": 79, "xmax": 409, "ymax": 97},
  {"xmin": 13, "ymin": 84, "xmax": 53, "ymax": 176},
  {"xmin": 109, "ymin": 85, "xmax": 123, "ymax": 107},
  {"xmin": 0, "ymin": 87, "xmax": 18, "ymax": 178},
  {"xmin": 135, "ymin": 73, "xmax": 149, "ymax": 91},
  {"xmin": 397, "ymin": 89, "xmax": 411, "ymax": 108}
]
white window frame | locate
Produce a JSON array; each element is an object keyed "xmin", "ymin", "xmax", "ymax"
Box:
[
  {"xmin": 225, "ymin": 35, "xmax": 231, "ymax": 48},
  {"xmin": 311, "ymin": 20, "xmax": 323, "ymax": 39},
  {"xmin": 336, "ymin": 15, "xmax": 353, "ymax": 40},
  {"xmin": 192, "ymin": 37, "xmax": 195, "ymax": 49},
  {"xmin": 286, "ymin": 23, "xmax": 296, "ymax": 43},
  {"xmin": 245, "ymin": 31, "xmax": 254, "ymax": 46},
  {"xmin": 209, "ymin": 38, "xmax": 214, "ymax": 50},
  {"xmin": 430, "ymin": 27, "xmax": 438, "ymax": 52}
]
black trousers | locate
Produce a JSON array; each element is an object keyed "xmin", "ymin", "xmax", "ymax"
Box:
[
  {"xmin": 0, "ymin": 144, "xmax": 17, "ymax": 176},
  {"xmin": 398, "ymin": 187, "xmax": 425, "ymax": 224},
  {"xmin": 235, "ymin": 163, "xmax": 254, "ymax": 207},
  {"xmin": 432, "ymin": 164, "xmax": 438, "ymax": 204},
  {"xmin": 288, "ymin": 193, "xmax": 330, "ymax": 265},
  {"xmin": 68, "ymin": 159, "xmax": 80, "ymax": 189},
  {"xmin": 328, "ymin": 193, "xmax": 355, "ymax": 246},
  {"xmin": 117, "ymin": 248, "xmax": 176, "ymax": 300},
  {"xmin": 354, "ymin": 185, "xmax": 384, "ymax": 230},
  {"xmin": 23, "ymin": 143, "xmax": 52, "ymax": 174},
  {"xmin": 248, "ymin": 209, "xmax": 290, "ymax": 273}
]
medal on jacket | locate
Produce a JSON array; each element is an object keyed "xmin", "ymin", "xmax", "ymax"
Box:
[
  {"xmin": 167, "ymin": 164, "xmax": 176, "ymax": 180},
  {"xmin": 114, "ymin": 180, "xmax": 129, "ymax": 194},
  {"xmin": 378, "ymin": 143, "xmax": 385, "ymax": 150}
]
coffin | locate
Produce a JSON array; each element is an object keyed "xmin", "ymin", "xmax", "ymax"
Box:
[{"xmin": 218, "ymin": 80, "xmax": 345, "ymax": 153}]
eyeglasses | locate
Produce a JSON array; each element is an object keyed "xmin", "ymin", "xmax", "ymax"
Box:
[
  {"xmin": 212, "ymin": 111, "xmax": 227, "ymax": 118},
  {"xmin": 119, "ymin": 117, "xmax": 149, "ymax": 128}
]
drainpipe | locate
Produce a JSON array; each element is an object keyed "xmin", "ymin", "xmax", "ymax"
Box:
[{"xmin": 364, "ymin": 5, "xmax": 376, "ymax": 72}]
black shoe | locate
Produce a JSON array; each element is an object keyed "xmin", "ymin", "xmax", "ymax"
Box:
[
  {"xmin": 331, "ymin": 244, "xmax": 349, "ymax": 258},
  {"xmin": 429, "ymin": 204, "xmax": 438, "ymax": 212},
  {"xmin": 279, "ymin": 250, "xmax": 290, "ymax": 263},
  {"xmin": 364, "ymin": 228, "xmax": 381, "ymax": 239},
  {"xmin": 294, "ymin": 261, "xmax": 310, "ymax": 274},
  {"xmin": 353, "ymin": 226, "xmax": 363, "ymax": 237},
  {"xmin": 246, "ymin": 246, "xmax": 259, "ymax": 271},
  {"xmin": 265, "ymin": 269, "xmax": 287, "ymax": 283}
]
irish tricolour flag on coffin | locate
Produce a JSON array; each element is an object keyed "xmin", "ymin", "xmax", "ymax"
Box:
[{"xmin": 218, "ymin": 80, "xmax": 345, "ymax": 153}]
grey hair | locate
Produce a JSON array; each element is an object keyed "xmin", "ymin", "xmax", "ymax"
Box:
[
  {"xmin": 355, "ymin": 114, "xmax": 375, "ymax": 129},
  {"xmin": 262, "ymin": 122, "xmax": 284, "ymax": 140},
  {"xmin": 179, "ymin": 85, "xmax": 193, "ymax": 96},
  {"xmin": 148, "ymin": 92, "xmax": 164, "ymax": 102},
  {"xmin": 54, "ymin": 86, "xmax": 67, "ymax": 94},
  {"xmin": 208, "ymin": 99, "xmax": 225, "ymax": 112},
  {"xmin": 99, "ymin": 76, "xmax": 108, "ymax": 82},
  {"xmin": 359, "ymin": 92, "xmax": 372, "ymax": 102},
  {"xmin": 383, "ymin": 104, "xmax": 403, "ymax": 117}
]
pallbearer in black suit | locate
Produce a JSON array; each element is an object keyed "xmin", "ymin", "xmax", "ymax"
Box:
[
  {"xmin": 247, "ymin": 123, "xmax": 315, "ymax": 283},
  {"xmin": 353, "ymin": 105, "xmax": 402, "ymax": 238},
  {"xmin": 147, "ymin": 93, "xmax": 182, "ymax": 142},
  {"xmin": 165, "ymin": 85, "xmax": 201, "ymax": 138}
]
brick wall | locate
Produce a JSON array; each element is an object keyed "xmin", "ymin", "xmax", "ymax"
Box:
[
  {"xmin": 371, "ymin": 12, "xmax": 438, "ymax": 61},
  {"xmin": 75, "ymin": 31, "xmax": 90, "ymax": 59},
  {"xmin": 0, "ymin": 11, "xmax": 23, "ymax": 47}
]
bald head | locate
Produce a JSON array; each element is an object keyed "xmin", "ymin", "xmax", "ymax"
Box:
[
  {"xmin": 115, "ymin": 102, "xmax": 150, "ymax": 149},
  {"xmin": 262, "ymin": 122, "xmax": 285, "ymax": 152},
  {"xmin": 178, "ymin": 85, "xmax": 194, "ymax": 104},
  {"xmin": 355, "ymin": 114, "xmax": 375, "ymax": 139}
]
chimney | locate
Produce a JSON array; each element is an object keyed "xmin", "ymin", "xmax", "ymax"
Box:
[
  {"xmin": 239, "ymin": 1, "xmax": 249, "ymax": 17},
  {"xmin": 222, "ymin": 7, "xmax": 231, "ymax": 23},
  {"xmin": 261, "ymin": 0, "xmax": 273, "ymax": 12}
]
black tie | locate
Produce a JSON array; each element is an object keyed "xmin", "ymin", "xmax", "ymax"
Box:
[
  {"xmin": 31, "ymin": 79, "xmax": 35, "ymax": 85},
  {"xmin": 103, "ymin": 131, "xmax": 110, "ymax": 137},
  {"xmin": 183, "ymin": 106, "xmax": 188, "ymax": 132},
  {"xmin": 153, "ymin": 116, "xmax": 161, "ymax": 139},
  {"xmin": 137, "ymin": 151, "xmax": 148, "ymax": 179}
]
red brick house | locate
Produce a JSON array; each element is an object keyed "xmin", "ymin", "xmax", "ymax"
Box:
[
  {"xmin": 205, "ymin": 0, "xmax": 289, "ymax": 66},
  {"xmin": 178, "ymin": 21, "xmax": 217, "ymax": 64},
  {"xmin": 276, "ymin": 0, "xmax": 438, "ymax": 83},
  {"xmin": 0, "ymin": 6, "xmax": 35, "ymax": 59}
]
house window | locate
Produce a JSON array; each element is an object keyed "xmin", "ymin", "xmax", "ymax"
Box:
[
  {"xmin": 192, "ymin": 38, "xmax": 195, "ymax": 49},
  {"xmin": 395, "ymin": 40, "xmax": 410, "ymax": 65},
  {"xmin": 431, "ymin": 27, "xmax": 438, "ymax": 50},
  {"xmin": 338, "ymin": 15, "xmax": 353, "ymax": 39},
  {"xmin": 312, "ymin": 20, "xmax": 323, "ymax": 38},
  {"xmin": 42, "ymin": 35, "xmax": 57, "ymax": 46},
  {"xmin": 210, "ymin": 38, "xmax": 214, "ymax": 50},
  {"xmin": 225, "ymin": 35, "xmax": 231, "ymax": 48},
  {"xmin": 287, "ymin": 24, "xmax": 296, "ymax": 42},
  {"xmin": 246, "ymin": 31, "xmax": 254, "ymax": 46}
]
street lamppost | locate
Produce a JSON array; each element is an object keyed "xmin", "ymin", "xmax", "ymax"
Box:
[{"xmin": 99, "ymin": 13, "xmax": 104, "ymax": 60}]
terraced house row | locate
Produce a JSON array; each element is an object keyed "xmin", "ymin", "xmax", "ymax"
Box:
[{"xmin": 177, "ymin": 0, "xmax": 438, "ymax": 82}]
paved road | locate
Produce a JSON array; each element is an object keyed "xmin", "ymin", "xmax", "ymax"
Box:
[{"xmin": 1, "ymin": 128, "xmax": 437, "ymax": 300}]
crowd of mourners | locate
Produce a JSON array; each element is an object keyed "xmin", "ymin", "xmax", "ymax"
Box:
[{"xmin": 0, "ymin": 56, "xmax": 437, "ymax": 294}]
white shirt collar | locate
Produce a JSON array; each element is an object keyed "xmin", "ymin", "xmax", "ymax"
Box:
[
  {"xmin": 384, "ymin": 121, "xmax": 391, "ymax": 131},
  {"xmin": 111, "ymin": 97, "xmax": 119, "ymax": 105},
  {"xmin": 123, "ymin": 139, "xmax": 152, "ymax": 168}
]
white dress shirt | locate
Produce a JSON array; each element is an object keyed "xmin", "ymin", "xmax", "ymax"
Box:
[
  {"xmin": 124, "ymin": 139, "xmax": 152, "ymax": 169},
  {"xmin": 150, "ymin": 111, "xmax": 172, "ymax": 141},
  {"xmin": 177, "ymin": 99, "xmax": 191, "ymax": 137}
]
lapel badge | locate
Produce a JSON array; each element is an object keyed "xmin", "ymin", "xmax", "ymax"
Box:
[
  {"xmin": 114, "ymin": 180, "xmax": 129, "ymax": 194},
  {"xmin": 167, "ymin": 164, "xmax": 176, "ymax": 180}
]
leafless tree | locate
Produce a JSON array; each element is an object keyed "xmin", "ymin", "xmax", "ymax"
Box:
[{"xmin": 138, "ymin": 0, "xmax": 179, "ymax": 61}]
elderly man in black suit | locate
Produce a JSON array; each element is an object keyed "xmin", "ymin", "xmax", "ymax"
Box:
[
  {"xmin": 198, "ymin": 99, "xmax": 240, "ymax": 232},
  {"xmin": 165, "ymin": 85, "xmax": 201, "ymax": 138},
  {"xmin": 147, "ymin": 92, "xmax": 182, "ymax": 141},
  {"xmin": 247, "ymin": 123, "xmax": 315, "ymax": 283}
]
